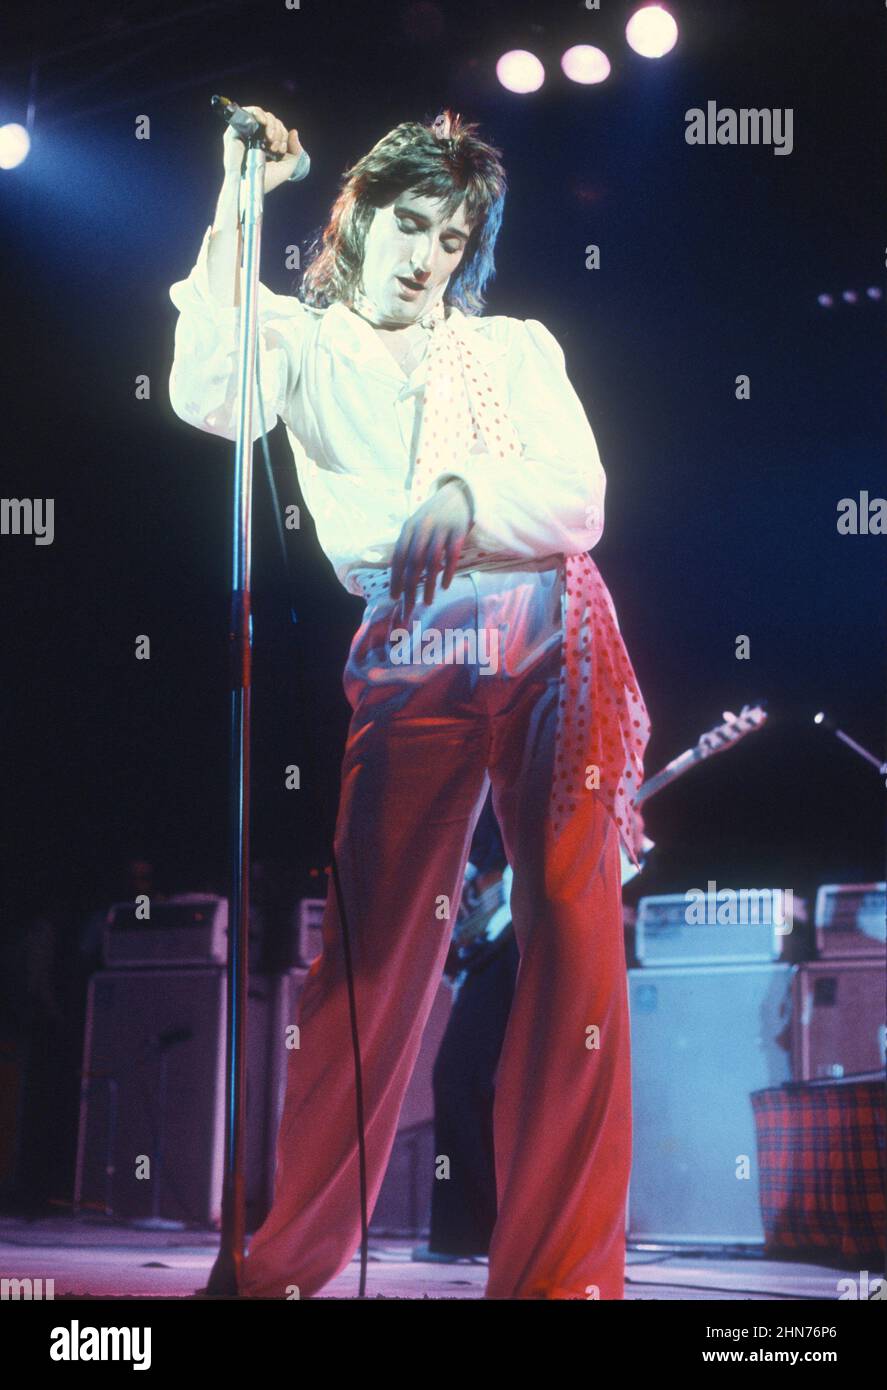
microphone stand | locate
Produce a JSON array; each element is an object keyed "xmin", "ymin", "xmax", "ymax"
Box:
[
  {"xmin": 205, "ymin": 133, "xmax": 267, "ymax": 1296},
  {"xmin": 814, "ymin": 711, "xmax": 887, "ymax": 780}
]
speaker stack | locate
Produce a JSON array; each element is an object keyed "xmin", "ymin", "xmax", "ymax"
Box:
[
  {"xmin": 627, "ymin": 881, "xmax": 886, "ymax": 1249},
  {"xmin": 628, "ymin": 888, "xmax": 794, "ymax": 1244},
  {"xmin": 75, "ymin": 891, "xmax": 453, "ymax": 1235},
  {"xmin": 74, "ymin": 895, "xmax": 276, "ymax": 1229},
  {"xmin": 793, "ymin": 883, "xmax": 886, "ymax": 1080}
]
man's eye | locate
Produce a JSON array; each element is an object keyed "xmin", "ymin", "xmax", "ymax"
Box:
[{"xmin": 397, "ymin": 217, "xmax": 461, "ymax": 254}]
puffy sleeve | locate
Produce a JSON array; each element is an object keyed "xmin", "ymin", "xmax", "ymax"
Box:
[
  {"xmin": 437, "ymin": 317, "xmax": 606, "ymax": 559},
  {"xmin": 168, "ymin": 225, "xmax": 307, "ymax": 442}
]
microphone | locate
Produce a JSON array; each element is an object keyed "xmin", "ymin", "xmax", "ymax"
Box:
[{"xmin": 211, "ymin": 94, "xmax": 311, "ymax": 182}]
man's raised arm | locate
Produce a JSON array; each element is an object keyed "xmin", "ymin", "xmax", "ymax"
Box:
[{"xmin": 168, "ymin": 106, "xmax": 308, "ymax": 442}]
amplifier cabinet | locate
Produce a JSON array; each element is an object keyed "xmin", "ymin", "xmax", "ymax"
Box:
[
  {"xmin": 635, "ymin": 890, "xmax": 789, "ymax": 967},
  {"xmin": 791, "ymin": 959, "xmax": 887, "ymax": 1080},
  {"xmin": 814, "ymin": 882, "xmax": 886, "ymax": 959},
  {"xmin": 103, "ymin": 895, "xmax": 229, "ymax": 969},
  {"xmin": 294, "ymin": 898, "xmax": 326, "ymax": 967},
  {"xmin": 75, "ymin": 968, "xmax": 273, "ymax": 1227},
  {"xmin": 628, "ymin": 962, "xmax": 793, "ymax": 1243}
]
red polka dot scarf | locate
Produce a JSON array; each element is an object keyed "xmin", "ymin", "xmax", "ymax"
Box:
[{"xmin": 358, "ymin": 291, "xmax": 651, "ymax": 867}]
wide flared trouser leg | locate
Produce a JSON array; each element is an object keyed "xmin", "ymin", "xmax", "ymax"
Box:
[
  {"xmin": 240, "ymin": 619, "xmax": 489, "ymax": 1298},
  {"xmin": 484, "ymin": 655, "xmax": 632, "ymax": 1301}
]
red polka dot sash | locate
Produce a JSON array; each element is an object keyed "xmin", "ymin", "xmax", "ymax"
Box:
[{"xmin": 357, "ymin": 294, "xmax": 651, "ymax": 866}]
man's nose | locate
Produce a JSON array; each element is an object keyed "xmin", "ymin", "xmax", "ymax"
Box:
[{"xmin": 410, "ymin": 231, "xmax": 435, "ymax": 277}]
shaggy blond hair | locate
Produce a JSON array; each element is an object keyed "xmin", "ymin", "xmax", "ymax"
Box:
[{"xmin": 299, "ymin": 109, "xmax": 507, "ymax": 316}]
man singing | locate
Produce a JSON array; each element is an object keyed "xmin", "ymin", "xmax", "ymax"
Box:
[{"xmin": 168, "ymin": 105, "xmax": 650, "ymax": 1299}]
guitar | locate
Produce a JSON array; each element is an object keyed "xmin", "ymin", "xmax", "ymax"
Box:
[
  {"xmin": 452, "ymin": 869, "xmax": 513, "ymax": 953},
  {"xmin": 620, "ymin": 702, "xmax": 768, "ymax": 883},
  {"xmin": 445, "ymin": 868, "xmax": 514, "ymax": 980},
  {"xmin": 449, "ymin": 704, "xmax": 769, "ymax": 967}
]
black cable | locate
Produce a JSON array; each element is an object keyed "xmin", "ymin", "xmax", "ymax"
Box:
[
  {"xmin": 625, "ymin": 1246, "xmax": 863, "ymax": 1298},
  {"xmin": 627, "ymin": 1244, "xmax": 769, "ymax": 1264},
  {"xmin": 625, "ymin": 1276, "xmax": 831, "ymax": 1300},
  {"xmin": 329, "ymin": 850, "xmax": 370, "ymax": 1298},
  {"xmin": 255, "ymin": 340, "xmax": 370, "ymax": 1298}
]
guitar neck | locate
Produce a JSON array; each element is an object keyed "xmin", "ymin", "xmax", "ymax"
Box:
[{"xmin": 634, "ymin": 746, "xmax": 706, "ymax": 808}]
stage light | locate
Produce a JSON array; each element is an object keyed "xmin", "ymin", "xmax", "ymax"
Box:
[
  {"xmin": 626, "ymin": 5, "xmax": 679, "ymax": 59},
  {"xmin": 818, "ymin": 288, "xmax": 884, "ymax": 308},
  {"xmin": 0, "ymin": 122, "xmax": 30, "ymax": 170},
  {"xmin": 561, "ymin": 45, "xmax": 611, "ymax": 85},
  {"xmin": 496, "ymin": 49, "xmax": 545, "ymax": 94}
]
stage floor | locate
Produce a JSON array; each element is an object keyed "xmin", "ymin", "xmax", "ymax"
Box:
[{"xmin": 0, "ymin": 1215, "xmax": 855, "ymax": 1300}]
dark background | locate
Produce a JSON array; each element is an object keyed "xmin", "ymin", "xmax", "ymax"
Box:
[{"xmin": 1, "ymin": 0, "xmax": 884, "ymax": 931}]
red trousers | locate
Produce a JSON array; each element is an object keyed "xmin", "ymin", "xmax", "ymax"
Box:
[{"xmin": 240, "ymin": 564, "xmax": 632, "ymax": 1299}]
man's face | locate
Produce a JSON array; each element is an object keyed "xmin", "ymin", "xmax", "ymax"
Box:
[{"xmin": 357, "ymin": 188, "xmax": 473, "ymax": 325}]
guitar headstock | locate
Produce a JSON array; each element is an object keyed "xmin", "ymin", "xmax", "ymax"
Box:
[{"xmin": 697, "ymin": 703, "xmax": 768, "ymax": 758}]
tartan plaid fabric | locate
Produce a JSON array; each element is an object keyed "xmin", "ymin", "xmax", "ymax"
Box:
[{"xmin": 751, "ymin": 1077, "xmax": 886, "ymax": 1261}]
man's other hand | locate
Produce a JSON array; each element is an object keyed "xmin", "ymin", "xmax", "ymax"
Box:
[{"xmin": 390, "ymin": 480, "xmax": 473, "ymax": 618}]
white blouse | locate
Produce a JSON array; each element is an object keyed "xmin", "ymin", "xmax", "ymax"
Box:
[{"xmin": 168, "ymin": 225, "xmax": 607, "ymax": 596}]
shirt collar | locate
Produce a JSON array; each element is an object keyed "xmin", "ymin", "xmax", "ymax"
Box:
[{"xmin": 318, "ymin": 300, "xmax": 508, "ymax": 392}]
